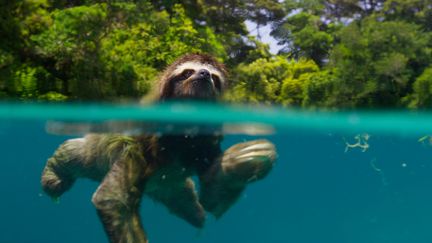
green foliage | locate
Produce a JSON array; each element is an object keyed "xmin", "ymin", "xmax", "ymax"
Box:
[
  {"xmin": 407, "ymin": 66, "xmax": 432, "ymax": 108},
  {"xmin": 227, "ymin": 56, "xmax": 330, "ymax": 107},
  {"xmin": 27, "ymin": 2, "xmax": 228, "ymax": 100},
  {"xmin": 2, "ymin": 0, "xmax": 432, "ymax": 109},
  {"xmin": 279, "ymin": 58, "xmax": 319, "ymax": 106},
  {"xmin": 32, "ymin": 4, "xmax": 112, "ymax": 99},
  {"xmin": 383, "ymin": 0, "xmax": 432, "ymax": 31},
  {"xmin": 38, "ymin": 91, "xmax": 68, "ymax": 101},
  {"xmin": 226, "ymin": 57, "xmax": 289, "ymax": 104},
  {"xmin": 150, "ymin": 0, "xmax": 283, "ymax": 66},
  {"xmin": 272, "ymin": 2, "xmax": 339, "ymax": 66},
  {"xmin": 11, "ymin": 64, "xmax": 39, "ymax": 99},
  {"xmin": 301, "ymin": 69, "xmax": 337, "ymax": 108},
  {"xmin": 2, "ymin": 62, "xmax": 62, "ymax": 100},
  {"xmin": 329, "ymin": 18, "xmax": 432, "ymax": 107}
]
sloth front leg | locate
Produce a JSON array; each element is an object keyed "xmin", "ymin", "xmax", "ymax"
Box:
[
  {"xmin": 199, "ymin": 139, "xmax": 277, "ymax": 217},
  {"xmin": 41, "ymin": 138, "xmax": 85, "ymax": 199},
  {"xmin": 92, "ymin": 143, "xmax": 148, "ymax": 243}
]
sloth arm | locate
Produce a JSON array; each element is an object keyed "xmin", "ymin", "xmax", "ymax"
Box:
[
  {"xmin": 91, "ymin": 141, "xmax": 148, "ymax": 243},
  {"xmin": 199, "ymin": 139, "xmax": 277, "ymax": 218}
]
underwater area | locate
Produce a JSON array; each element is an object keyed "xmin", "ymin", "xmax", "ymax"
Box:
[{"xmin": 1, "ymin": 102, "xmax": 432, "ymax": 243}]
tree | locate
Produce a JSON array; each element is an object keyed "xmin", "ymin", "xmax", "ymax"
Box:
[
  {"xmin": 226, "ymin": 56, "xmax": 289, "ymax": 104},
  {"xmin": 2, "ymin": 0, "xmax": 432, "ymax": 108},
  {"xmin": 272, "ymin": 11, "xmax": 336, "ymax": 66},
  {"xmin": 5, "ymin": 2, "xmax": 228, "ymax": 100},
  {"xmin": 0, "ymin": 0, "xmax": 61, "ymax": 100},
  {"xmin": 329, "ymin": 18, "xmax": 432, "ymax": 107},
  {"xmin": 383, "ymin": 0, "xmax": 432, "ymax": 31},
  {"xmin": 406, "ymin": 66, "xmax": 432, "ymax": 108},
  {"xmin": 226, "ymin": 56, "xmax": 330, "ymax": 107},
  {"xmin": 271, "ymin": 0, "xmax": 339, "ymax": 66},
  {"xmin": 150, "ymin": 0, "xmax": 284, "ymax": 66}
]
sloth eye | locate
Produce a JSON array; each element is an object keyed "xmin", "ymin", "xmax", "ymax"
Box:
[
  {"xmin": 211, "ymin": 74, "xmax": 222, "ymax": 91},
  {"xmin": 181, "ymin": 69, "xmax": 195, "ymax": 80}
]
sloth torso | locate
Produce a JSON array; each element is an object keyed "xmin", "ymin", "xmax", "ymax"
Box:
[
  {"xmin": 141, "ymin": 134, "xmax": 222, "ymax": 193},
  {"xmin": 68, "ymin": 133, "xmax": 219, "ymax": 173}
]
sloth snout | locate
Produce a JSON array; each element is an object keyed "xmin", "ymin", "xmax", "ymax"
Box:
[{"xmin": 198, "ymin": 69, "xmax": 210, "ymax": 79}]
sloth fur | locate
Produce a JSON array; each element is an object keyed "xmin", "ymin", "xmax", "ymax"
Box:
[{"xmin": 41, "ymin": 54, "xmax": 277, "ymax": 243}]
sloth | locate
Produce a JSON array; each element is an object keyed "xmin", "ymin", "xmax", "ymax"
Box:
[{"xmin": 41, "ymin": 54, "xmax": 277, "ymax": 243}]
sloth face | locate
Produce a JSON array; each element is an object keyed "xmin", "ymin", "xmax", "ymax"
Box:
[
  {"xmin": 159, "ymin": 54, "xmax": 227, "ymax": 101},
  {"xmin": 170, "ymin": 62, "xmax": 224, "ymax": 99}
]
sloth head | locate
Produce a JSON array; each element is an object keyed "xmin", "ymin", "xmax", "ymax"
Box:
[{"xmin": 157, "ymin": 54, "xmax": 228, "ymax": 101}]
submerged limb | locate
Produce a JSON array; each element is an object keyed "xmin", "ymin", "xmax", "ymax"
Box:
[
  {"xmin": 41, "ymin": 138, "xmax": 84, "ymax": 199},
  {"xmin": 147, "ymin": 178, "xmax": 206, "ymax": 228},
  {"xmin": 199, "ymin": 139, "xmax": 277, "ymax": 218},
  {"xmin": 92, "ymin": 141, "xmax": 148, "ymax": 243}
]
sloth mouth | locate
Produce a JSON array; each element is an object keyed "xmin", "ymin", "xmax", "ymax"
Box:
[
  {"xmin": 193, "ymin": 78, "xmax": 214, "ymax": 88},
  {"xmin": 182, "ymin": 79, "xmax": 216, "ymax": 99},
  {"xmin": 193, "ymin": 78, "xmax": 215, "ymax": 93},
  {"xmin": 170, "ymin": 78, "xmax": 217, "ymax": 100}
]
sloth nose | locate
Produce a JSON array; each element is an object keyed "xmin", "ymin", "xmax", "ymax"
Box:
[{"xmin": 198, "ymin": 69, "xmax": 210, "ymax": 79}]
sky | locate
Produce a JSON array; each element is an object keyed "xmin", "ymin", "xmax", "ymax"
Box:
[{"xmin": 246, "ymin": 20, "xmax": 281, "ymax": 54}]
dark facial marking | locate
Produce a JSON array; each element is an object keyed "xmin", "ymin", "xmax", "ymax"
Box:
[
  {"xmin": 211, "ymin": 74, "xmax": 222, "ymax": 92},
  {"xmin": 181, "ymin": 69, "xmax": 195, "ymax": 80}
]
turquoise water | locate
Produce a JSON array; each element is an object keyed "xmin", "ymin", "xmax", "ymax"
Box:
[{"xmin": 1, "ymin": 102, "xmax": 432, "ymax": 242}]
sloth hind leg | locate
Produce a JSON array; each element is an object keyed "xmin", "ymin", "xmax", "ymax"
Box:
[
  {"xmin": 199, "ymin": 139, "xmax": 277, "ymax": 218},
  {"xmin": 92, "ymin": 141, "xmax": 148, "ymax": 243},
  {"xmin": 41, "ymin": 138, "xmax": 84, "ymax": 199},
  {"xmin": 147, "ymin": 178, "xmax": 206, "ymax": 228}
]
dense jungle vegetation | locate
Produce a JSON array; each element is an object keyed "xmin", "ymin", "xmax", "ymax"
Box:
[{"xmin": 1, "ymin": 0, "xmax": 432, "ymax": 108}]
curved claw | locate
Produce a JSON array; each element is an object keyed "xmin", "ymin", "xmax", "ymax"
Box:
[{"xmin": 222, "ymin": 139, "xmax": 277, "ymax": 184}]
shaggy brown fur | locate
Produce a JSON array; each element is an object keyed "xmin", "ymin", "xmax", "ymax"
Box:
[{"xmin": 41, "ymin": 54, "xmax": 276, "ymax": 243}]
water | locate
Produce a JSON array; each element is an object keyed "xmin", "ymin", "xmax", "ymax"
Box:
[{"xmin": 1, "ymin": 102, "xmax": 432, "ymax": 243}]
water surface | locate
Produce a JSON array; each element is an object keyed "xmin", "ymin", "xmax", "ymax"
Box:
[{"xmin": 1, "ymin": 102, "xmax": 432, "ymax": 243}]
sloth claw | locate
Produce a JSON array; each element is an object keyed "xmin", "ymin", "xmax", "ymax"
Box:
[{"xmin": 221, "ymin": 139, "xmax": 277, "ymax": 184}]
